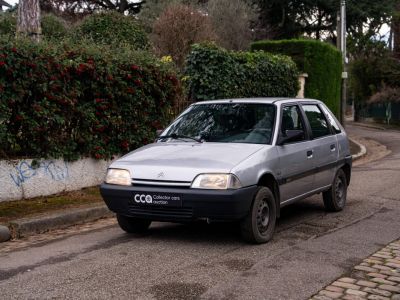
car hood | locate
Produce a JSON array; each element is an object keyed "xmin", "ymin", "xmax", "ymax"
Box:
[{"xmin": 110, "ymin": 142, "xmax": 266, "ymax": 182}]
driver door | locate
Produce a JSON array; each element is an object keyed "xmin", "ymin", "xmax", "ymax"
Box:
[{"xmin": 276, "ymin": 104, "xmax": 315, "ymax": 203}]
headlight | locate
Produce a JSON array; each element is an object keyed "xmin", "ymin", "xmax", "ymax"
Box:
[
  {"xmin": 105, "ymin": 169, "xmax": 131, "ymax": 186},
  {"xmin": 191, "ymin": 174, "xmax": 242, "ymax": 190}
]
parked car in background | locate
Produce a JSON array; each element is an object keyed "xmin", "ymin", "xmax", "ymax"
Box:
[{"xmin": 101, "ymin": 98, "xmax": 352, "ymax": 243}]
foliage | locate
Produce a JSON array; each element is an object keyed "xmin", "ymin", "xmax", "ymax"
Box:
[
  {"xmin": 151, "ymin": 4, "xmax": 217, "ymax": 68},
  {"xmin": 41, "ymin": 14, "xmax": 68, "ymax": 40},
  {"xmin": 251, "ymin": 39, "xmax": 342, "ymax": 116},
  {"xmin": 185, "ymin": 43, "xmax": 299, "ymax": 101},
  {"xmin": 251, "ymin": 0, "xmax": 396, "ymax": 41},
  {"xmin": 0, "ymin": 38, "xmax": 181, "ymax": 160},
  {"xmin": 369, "ymin": 84, "xmax": 400, "ymax": 104},
  {"xmin": 138, "ymin": 0, "xmax": 185, "ymax": 32},
  {"xmin": 0, "ymin": 11, "xmax": 16, "ymax": 36},
  {"xmin": 348, "ymin": 47, "xmax": 400, "ymax": 119},
  {"xmin": 41, "ymin": 0, "xmax": 145, "ymax": 17},
  {"xmin": 72, "ymin": 11, "xmax": 149, "ymax": 50},
  {"xmin": 0, "ymin": 12, "xmax": 67, "ymax": 40},
  {"xmin": 206, "ymin": 0, "xmax": 257, "ymax": 51}
]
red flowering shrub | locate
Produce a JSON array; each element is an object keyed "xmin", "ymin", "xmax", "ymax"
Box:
[{"xmin": 0, "ymin": 39, "xmax": 181, "ymax": 160}]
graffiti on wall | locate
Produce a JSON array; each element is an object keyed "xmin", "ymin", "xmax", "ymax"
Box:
[{"xmin": 9, "ymin": 160, "xmax": 69, "ymax": 187}]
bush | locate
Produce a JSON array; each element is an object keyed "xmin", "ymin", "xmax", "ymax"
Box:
[
  {"xmin": 0, "ymin": 38, "xmax": 181, "ymax": 160},
  {"xmin": 0, "ymin": 12, "xmax": 16, "ymax": 37},
  {"xmin": 207, "ymin": 0, "xmax": 257, "ymax": 50},
  {"xmin": 41, "ymin": 14, "xmax": 68, "ymax": 40},
  {"xmin": 0, "ymin": 13, "xmax": 67, "ymax": 40},
  {"xmin": 348, "ymin": 47, "xmax": 400, "ymax": 121},
  {"xmin": 152, "ymin": 4, "xmax": 217, "ymax": 68},
  {"xmin": 252, "ymin": 39, "xmax": 342, "ymax": 116},
  {"xmin": 185, "ymin": 43, "xmax": 299, "ymax": 101},
  {"xmin": 73, "ymin": 12, "xmax": 149, "ymax": 50}
]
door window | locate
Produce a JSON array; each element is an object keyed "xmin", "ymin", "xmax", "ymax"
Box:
[
  {"xmin": 280, "ymin": 105, "xmax": 305, "ymax": 142},
  {"xmin": 302, "ymin": 104, "xmax": 331, "ymax": 139},
  {"xmin": 319, "ymin": 105, "xmax": 342, "ymax": 134}
]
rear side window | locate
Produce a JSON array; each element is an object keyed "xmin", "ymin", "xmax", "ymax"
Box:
[
  {"xmin": 319, "ymin": 105, "xmax": 342, "ymax": 134},
  {"xmin": 302, "ymin": 104, "xmax": 331, "ymax": 139}
]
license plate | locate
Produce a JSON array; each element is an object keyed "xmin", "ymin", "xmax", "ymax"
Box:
[{"xmin": 132, "ymin": 192, "xmax": 182, "ymax": 207}]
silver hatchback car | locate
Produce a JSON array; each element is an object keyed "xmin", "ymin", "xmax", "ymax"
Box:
[{"xmin": 101, "ymin": 98, "xmax": 352, "ymax": 243}]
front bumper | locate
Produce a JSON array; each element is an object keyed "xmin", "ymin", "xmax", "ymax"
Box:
[{"xmin": 100, "ymin": 183, "xmax": 257, "ymax": 222}]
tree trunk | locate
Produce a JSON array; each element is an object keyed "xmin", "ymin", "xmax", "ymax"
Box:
[
  {"xmin": 17, "ymin": 0, "xmax": 41, "ymax": 42},
  {"xmin": 393, "ymin": 2, "xmax": 400, "ymax": 59}
]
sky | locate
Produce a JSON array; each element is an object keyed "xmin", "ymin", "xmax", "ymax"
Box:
[{"xmin": 6, "ymin": 0, "xmax": 17, "ymax": 6}]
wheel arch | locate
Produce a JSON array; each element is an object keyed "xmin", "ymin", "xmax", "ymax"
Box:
[
  {"xmin": 341, "ymin": 163, "xmax": 351, "ymax": 185},
  {"xmin": 257, "ymin": 173, "xmax": 281, "ymax": 218}
]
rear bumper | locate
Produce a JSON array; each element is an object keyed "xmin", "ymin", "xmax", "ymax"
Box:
[{"xmin": 100, "ymin": 184, "xmax": 257, "ymax": 222}]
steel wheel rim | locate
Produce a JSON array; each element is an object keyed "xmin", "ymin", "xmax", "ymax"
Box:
[
  {"xmin": 257, "ymin": 199, "xmax": 270, "ymax": 233},
  {"xmin": 335, "ymin": 176, "xmax": 345, "ymax": 207}
]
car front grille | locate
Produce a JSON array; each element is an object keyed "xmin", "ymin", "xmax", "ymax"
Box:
[
  {"xmin": 127, "ymin": 205, "xmax": 194, "ymax": 221},
  {"xmin": 131, "ymin": 178, "xmax": 191, "ymax": 188}
]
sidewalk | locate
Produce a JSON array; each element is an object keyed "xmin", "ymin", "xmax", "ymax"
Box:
[{"xmin": 312, "ymin": 239, "xmax": 400, "ymax": 300}]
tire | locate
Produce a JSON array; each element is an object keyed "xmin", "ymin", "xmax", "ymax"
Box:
[
  {"xmin": 116, "ymin": 214, "xmax": 151, "ymax": 234},
  {"xmin": 240, "ymin": 187, "xmax": 277, "ymax": 244},
  {"xmin": 323, "ymin": 168, "xmax": 348, "ymax": 212}
]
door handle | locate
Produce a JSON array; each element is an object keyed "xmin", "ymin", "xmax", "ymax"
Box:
[
  {"xmin": 307, "ymin": 150, "xmax": 313, "ymax": 158},
  {"xmin": 330, "ymin": 144, "xmax": 336, "ymax": 151}
]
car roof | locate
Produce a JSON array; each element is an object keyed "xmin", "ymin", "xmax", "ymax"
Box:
[{"xmin": 193, "ymin": 98, "xmax": 321, "ymax": 105}]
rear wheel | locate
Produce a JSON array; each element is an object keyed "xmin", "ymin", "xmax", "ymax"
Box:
[
  {"xmin": 116, "ymin": 214, "xmax": 151, "ymax": 234},
  {"xmin": 323, "ymin": 169, "xmax": 348, "ymax": 212},
  {"xmin": 240, "ymin": 187, "xmax": 277, "ymax": 244}
]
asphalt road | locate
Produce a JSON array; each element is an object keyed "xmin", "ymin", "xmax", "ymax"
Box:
[{"xmin": 0, "ymin": 124, "xmax": 399, "ymax": 300}]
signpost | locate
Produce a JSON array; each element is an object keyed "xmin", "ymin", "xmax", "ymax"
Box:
[{"xmin": 337, "ymin": 0, "xmax": 347, "ymax": 126}]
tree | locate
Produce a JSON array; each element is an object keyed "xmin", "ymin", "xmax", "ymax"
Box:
[
  {"xmin": 392, "ymin": 2, "xmax": 400, "ymax": 59},
  {"xmin": 207, "ymin": 0, "xmax": 258, "ymax": 50},
  {"xmin": 17, "ymin": 0, "xmax": 41, "ymax": 42},
  {"xmin": 138, "ymin": 0, "xmax": 202, "ymax": 31},
  {"xmin": 0, "ymin": 0, "xmax": 12, "ymax": 11},
  {"xmin": 151, "ymin": 3, "xmax": 217, "ymax": 68},
  {"xmin": 40, "ymin": 0, "xmax": 145, "ymax": 19},
  {"xmin": 253, "ymin": 0, "xmax": 396, "ymax": 41}
]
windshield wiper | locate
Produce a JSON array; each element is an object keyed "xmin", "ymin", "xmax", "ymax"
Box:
[{"xmin": 157, "ymin": 133, "xmax": 203, "ymax": 143}]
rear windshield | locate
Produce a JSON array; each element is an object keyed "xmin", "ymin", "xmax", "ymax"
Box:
[{"xmin": 161, "ymin": 103, "xmax": 276, "ymax": 144}]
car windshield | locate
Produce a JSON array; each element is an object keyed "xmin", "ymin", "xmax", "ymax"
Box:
[{"xmin": 160, "ymin": 103, "xmax": 276, "ymax": 144}]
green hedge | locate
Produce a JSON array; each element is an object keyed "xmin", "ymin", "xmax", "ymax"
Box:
[
  {"xmin": 185, "ymin": 43, "xmax": 299, "ymax": 101},
  {"xmin": 73, "ymin": 12, "xmax": 149, "ymax": 50},
  {"xmin": 0, "ymin": 39, "xmax": 180, "ymax": 160},
  {"xmin": 251, "ymin": 39, "xmax": 342, "ymax": 116}
]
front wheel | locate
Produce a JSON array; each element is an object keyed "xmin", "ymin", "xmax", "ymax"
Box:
[
  {"xmin": 240, "ymin": 187, "xmax": 277, "ymax": 244},
  {"xmin": 116, "ymin": 214, "xmax": 151, "ymax": 234},
  {"xmin": 323, "ymin": 169, "xmax": 348, "ymax": 211}
]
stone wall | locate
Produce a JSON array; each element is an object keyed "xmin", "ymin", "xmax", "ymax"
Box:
[{"xmin": 0, "ymin": 158, "xmax": 112, "ymax": 202}]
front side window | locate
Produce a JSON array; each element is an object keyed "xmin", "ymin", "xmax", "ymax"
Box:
[
  {"xmin": 302, "ymin": 104, "xmax": 331, "ymax": 138},
  {"xmin": 161, "ymin": 103, "xmax": 276, "ymax": 144},
  {"xmin": 280, "ymin": 105, "xmax": 305, "ymax": 142}
]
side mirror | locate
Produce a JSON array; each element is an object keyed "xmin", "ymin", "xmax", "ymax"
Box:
[
  {"xmin": 277, "ymin": 130, "xmax": 304, "ymax": 146},
  {"xmin": 156, "ymin": 129, "xmax": 163, "ymax": 137}
]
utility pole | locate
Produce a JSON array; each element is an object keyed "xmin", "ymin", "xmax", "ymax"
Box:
[
  {"xmin": 16, "ymin": 0, "xmax": 42, "ymax": 42},
  {"xmin": 337, "ymin": 0, "xmax": 347, "ymax": 126}
]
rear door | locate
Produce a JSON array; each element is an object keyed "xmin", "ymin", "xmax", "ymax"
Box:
[
  {"xmin": 276, "ymin": 104, "xmax": 315, "ymax": 203},
  {"xmin": 301, "ymin": 103, "xmax": 339, "ymax": 189}
]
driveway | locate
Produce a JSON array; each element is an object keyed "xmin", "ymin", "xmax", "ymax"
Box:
[{"xmin": 0, "ymin": 124, "xmax": 399, "ymax": 300}]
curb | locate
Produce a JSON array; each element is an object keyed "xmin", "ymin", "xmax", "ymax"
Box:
[
  {"xmin": 349, "ymin": 137, "xmax": 367, "ymax": 161},
  {"xmin": 7, "ymin": 204, "xmax": 114, "ymax": 240},
  {"xmin": 348, "ymin": 121, "xmax": 386, "ymax": 131}
]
